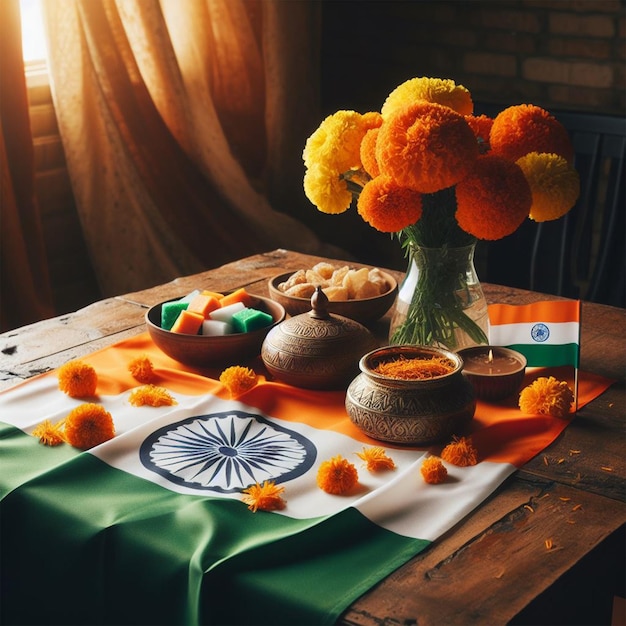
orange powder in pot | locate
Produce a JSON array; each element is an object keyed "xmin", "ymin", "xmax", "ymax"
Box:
[{"xmin": 373, "ymin": 355, "xmax": 455, "ymax": 380}]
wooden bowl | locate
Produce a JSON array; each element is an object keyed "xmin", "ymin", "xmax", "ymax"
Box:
[
  {"xmin": 268, "ymin": 270, "xmax": 398, "ymax": 324},
  {"xmin": 146, "ymin": 295, "xmax": 285, "ymax": 368}
]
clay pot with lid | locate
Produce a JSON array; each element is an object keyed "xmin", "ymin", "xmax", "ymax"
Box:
[{"xmin": 261, "ymin": 287, "xmax": 379, "ymax": 390}]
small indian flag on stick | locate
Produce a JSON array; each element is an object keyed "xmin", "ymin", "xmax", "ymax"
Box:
[{"xmin": 488, "ymin": 300, "xmax": 581, "ymax": 406}]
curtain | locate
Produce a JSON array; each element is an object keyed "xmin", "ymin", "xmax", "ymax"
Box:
[
  {"xmin": 0, "ymin": 0, "xmax": 56, "ymax": 332},
  {"xmin": 39, "ymin": 0, "xmax": 332, "ymax": 298}
]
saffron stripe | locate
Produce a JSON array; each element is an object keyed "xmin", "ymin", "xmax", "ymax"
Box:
[{"xmin": 488, "ymin": 300, "xmax": 581, "ymax": 326}]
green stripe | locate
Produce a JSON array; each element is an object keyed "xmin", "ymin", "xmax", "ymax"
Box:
[
  {"xmin": 506, "ymin": 343, "xmax": 579, "ymax": 368},
  {"xmin": 1, "ymin": 423, "xmax": 429, "ymax": 625}
]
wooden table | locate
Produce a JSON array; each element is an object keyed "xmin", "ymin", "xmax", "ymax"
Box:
[{"xmin": 1, "ymin": 248, "xmax": 624, "ymax": 625}]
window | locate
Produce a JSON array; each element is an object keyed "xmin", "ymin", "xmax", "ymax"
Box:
[{"xmin": 20, "ymin": 0, "xmax": 48, "ymax": 85}]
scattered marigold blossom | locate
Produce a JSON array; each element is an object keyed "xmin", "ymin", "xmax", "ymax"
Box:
[
  {"xmin": 356, "ymin": 447, "xmax": 396, "ymax": 472},
  {"xmin": 357, "ymin": 176, "xmax": 423, "ymax": 232},
  {"xmin": 519, "ymin": 376, "xmax": 574, "ymax": 418},
  {"xmin": 57, "ymin": 360, "xmax": 98, "ymax": 397},
  {"xmin": 63, "ymin": 403, "xmax": 115, "ymax": 449},
  {"xmin": 219, "ymin": 366, "xmax": 258, "ymax": 397},
  {"xmin": 376, "ymin": 101, "xmax": 478, "ymax": 194},
  {"xmin": 489, "ymin": 104, "xmax": 574, "ymax": 164},
  {"xmin": 32, "ymin": 419, "xmax": 65, "ymax": 446},
  {"xmin": 128, "ymin": 385, "xmax": 176, "ymax": 407},
  {"xmin": 317, "ymin": 455, "xmax": 359, "ymax": 494},
  {"xmin": 128, "ymin": 355, "xmax": 156, "ymax": 383},
  {"xmin": 516, "ymin": 152, "xmax": 580, "ymax": 222},
  {"xmin": 421, "ymin": 456, "xmax": 448, "ymax": 484},
  {"xmin": 455, "ymin": 155, "xmax": 531, "ymax": 240},
  {"xmin": 441, "ymin": 436, "xmax": 479, "ymax": 467},
  {"xmin": 381, "ymin": 77, "xmax": 473, "ymax": 118},
  {"xmin": 241, "ymin": 481, "xmax": 287, "ymax": 512}
]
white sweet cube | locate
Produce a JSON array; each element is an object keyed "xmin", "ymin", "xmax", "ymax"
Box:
[
  {"xmin": 201, "ymin": 319, "xmax": 232, "ymax": 336},
  {"xmin": 178, "ymin": 289, "xmax": 200, "ymax": 304},
  {"xmin": 209, "ymin": 302, "xmax": 245, "ymax": 324}
]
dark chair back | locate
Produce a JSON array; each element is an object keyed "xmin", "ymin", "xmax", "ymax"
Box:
[{"xmin": 477, "ymin": 105, "xmax": 626, "ymax": 308}]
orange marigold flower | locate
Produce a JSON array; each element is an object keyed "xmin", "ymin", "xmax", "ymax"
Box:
[
  {"xmin": 304, "ymin": 164, "xmax": 353, "ymax": 214},
  {"xmin": 32, "ymin": 419, "xmax": 65, "ymax": 446},
  {"xmin": 357, "ymin": 176, "xmax": 423, "ymax": 232},
  {"xmin": 381, "ymin": 77, "xmax": 473, "ymax": 117},
  {"xmin": 356, "ymin": 446, "xmax": 396, "ymax": 472},
  {"xmin": 376, "ymin": 101, "xmax": 478, "ymax": 193},
  {"xmin": 57, "ymin": 360, "xmax": 98, "ymax": 398},
  {"xmin": 465, "ymin": 114, "xmax": 493, "ymax": 153},
  {"xmin": 360, "ymin": 127, "xmax": 381, "ymax": 177},
  {"xmin": 63, "ymin": 403, "xmax": 115, "ymax": 449},
  {"xmin": 128, "ymin": 355, "xmax": 156, "ymax": 383},
  {"xmin": 317, "ymin": 455, "xmax": 359, "ymax": 494},
  {"xmin": 455, "ymin": 155, "xmax": 532, "ymax": 240},
  {"xmin": 128, "ymin": 385, "xmax": 176, "ymax": 407},
  {"xmin": 441, "ymin": 436, "xmax": 479, "ymax": 467},
  {"xmin": 242, "ymin": 480, "xmax": 287, "ymax": 512},
  {"xmin": 421, "ymin": 456, "xmax": 448, "ymax": 484},
  {"xmin": 519, "ymin": 376, "xmax": 574, "ymax": 418},
  {"xmin": 490, "ymin": 104, "xmax": 574, "ymax": 164},
  {"xmin": 516, "ymin": 152, "xmax": 580, "ymax": 222},
  {"xmin": 219, "ymin": 366, "xmax": 258, "ymax": 397}
]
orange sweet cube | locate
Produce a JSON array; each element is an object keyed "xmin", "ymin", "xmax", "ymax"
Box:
[
  {"xmin": 188, "ymin": 293, "xmax": 221, "ymax": 318},
  {"xmin": 170, "ymin": 309, "xmax": 204, "ymax": 335},
  {"xmin": 219, "ymin": 288, "xmax": 254, "ymax": 308}
]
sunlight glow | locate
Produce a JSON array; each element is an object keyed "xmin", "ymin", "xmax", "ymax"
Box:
[{"xmin": 20, "ymin": 0, "xmax": 48, "ymax": 63}]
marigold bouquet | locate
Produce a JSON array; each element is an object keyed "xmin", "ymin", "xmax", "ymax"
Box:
[{"xmin": 302, "ymin": 77, "xmax": 580, "ymax": 348}]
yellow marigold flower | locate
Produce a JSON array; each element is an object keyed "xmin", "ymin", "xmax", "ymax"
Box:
[
  {"xmin": 317, "ymin": 455, "xmax": 359, "ymax": 494},
  {"xmin": 242, "ymin": 480, "xmax": 286, "ymax": 512},
  {"xmin": 357, "ymin": 176, "xmax": 423, "ymax": 233},
  {"xmin": 421, "ymin": 456, "xmax": 448, "ymax": 484},
  {"xmin": 455, "ymin": 155, "xmax": 532, "ymax": 240},
  {"xmin": 304, "ymin": 164, "xmax": 353, "ymax": 214},
  {"xmin": 63, "ymin": 403, "xmax": 115, "ymax": 450},
  {"xmin": 441, "ymin": 436, "xmax": 479, "ymax": 467},
  {"xmin": 360, "ymin": 127, "xmax": 381, "ymax": 177},
  {"xmin": 519, "ymin": 376, "xmax": 574, "ymax": 418},
  {"xmin": 302, "ymin": 110, "xmax": 382, "ymax": 173},
  {"xmin": 32, "ymin": 419, "xmax": 65, "ymax": 446},
  {"xmin": 465, "ymin": 114, "xmax": 493, "ymax": 153},
  {"xmin": 219, "ymin": 366, "xmax": 258, "ymax": 397},
  {"xmin": 516, "ymin": 152, "xmax": 580, "ymax": 222},
  {"xmin": 128, "ymin": 385, "xmax": 177, "ymax": 407},
  {"xmin": 490, "ymin": 104, "xmax": 574, "ymax": 164},
  {"xmin": 376, "ymin": 101, "xmax": 478, "ymax": 194},
  {"xmin": 57, "ymin": 360, "xmax": 98, "ymax": 398},
  {"xmin": 381, "ymin": 77, "xmax": 473, "ymax": 117},
  {"xmin": 128, "ymin": 355, "xmax": 156, "ymax": 384},
  {"xmin": 356, "ymin": 446, "xmax": 396, "ymax": 472}
]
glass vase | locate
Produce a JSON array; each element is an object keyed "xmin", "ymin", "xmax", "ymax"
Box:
[{"xmin": 389, "ymin": 242, "xmax": 489, "ymax": 351}]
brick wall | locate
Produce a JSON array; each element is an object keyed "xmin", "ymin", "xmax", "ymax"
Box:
[{"xmin": 321, "ymin": 0, "xmax": 625, "ymax": 116}]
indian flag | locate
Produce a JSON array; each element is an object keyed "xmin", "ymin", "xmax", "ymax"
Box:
[
  {"xmin": 488, "ymin": 300, "xmax": 581, "ymax": 369},
  {"xmin": 0, "ymin": 331, "xmax": 607, "ymax": 625}
]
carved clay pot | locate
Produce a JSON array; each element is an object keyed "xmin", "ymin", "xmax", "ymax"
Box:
[
  {"xmin": 345, "ymin": 345, "xmax": 476, "ymax": 445},
  {"xmin": 261, "ymin": 287, "xmax": 379, "ymax": 390}
]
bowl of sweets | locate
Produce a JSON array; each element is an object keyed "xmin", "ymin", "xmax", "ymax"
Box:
[
  {"xmin": 146, "ymin": 287, "xmax": 285, "ymax": 368},
  {"xmin": 268, "ymin": 262, "xmax": 398, "ymax": 324}
]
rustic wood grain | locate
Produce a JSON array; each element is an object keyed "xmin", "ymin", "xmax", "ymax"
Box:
[{"xmin": 1, "ymin": 248, "xmax": 624, "ymax": 625}]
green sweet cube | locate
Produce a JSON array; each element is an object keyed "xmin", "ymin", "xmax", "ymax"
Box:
[
  {"xmin": 161, "ymin": 301, "xmax": 189, "ymax": 330},
  {"xmin": 231, "ymin": 308, "xmax": 273, "ymax": 333}
]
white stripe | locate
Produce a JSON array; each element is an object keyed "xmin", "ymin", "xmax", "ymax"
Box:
[
  {"xmin": 1, "ymin": 378, "xmax": 515, "ymax": 541},
  {"xmin": 489, "ymin": 321, "xmax": 579, "ymax": 346}
]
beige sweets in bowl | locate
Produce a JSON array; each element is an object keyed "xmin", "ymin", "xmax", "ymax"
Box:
[{"xmin": 268, "ymin": 262, "xmax": 398, "ymax": 324}]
